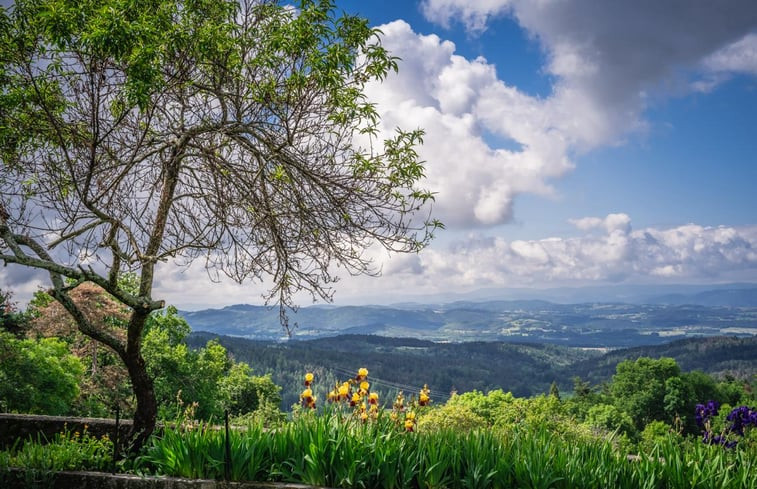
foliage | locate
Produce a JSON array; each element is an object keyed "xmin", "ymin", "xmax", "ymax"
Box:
[
  {"xmin": 0, "ymin": 427, "xmax": 112, "ymax": 472},
  {"xmin": 640, "ymin": 420, "xmax": 680, "ymax": 452},
  {"xmin": 585, "ymin": 403, "xmax": 638, "ymax": 440},
  {"xmin": 0, "ymin": 332, "xmax": 83, "ymax": 415},
  {"xmin": 416, "ymin": 403, "xmax": 488, "ymax": 432},
  {"xmin": 26, "ymin": 283, "xmax": 132, "ymax": 417},
  {"xmin": 0, "ymin": 289, "xmax": 27, "ymax": 337},
  {"xmin": 445, "ymin": 389, "xmax": 515, "ymax": 425},
  {"xmin": 142, "ymin": 307, "xmax": 282, "ymax": 420},
  {"xmin": 610, "ymin": 357, "xmax": 681, "ymax": 430}
]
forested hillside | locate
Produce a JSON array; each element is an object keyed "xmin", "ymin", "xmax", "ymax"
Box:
[
  {"xmin": 571, "ymin": 336, "xmax": 757, "ymax": 384},
  {"xmin": 187, "ymin": 333, "xmax": 757, "ymax": 410}
]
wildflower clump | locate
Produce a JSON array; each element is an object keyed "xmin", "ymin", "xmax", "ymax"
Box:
[
  {"xmin": 300, "ymin": 372, "xmax": 316, "ymax": 409},
  {"xmin": 695, "ymin": 400, "xmax": 757, "ymax": 448},
  {"xmin": 321, "ymin": 367, "xmax": 429, "ymax": 430}
]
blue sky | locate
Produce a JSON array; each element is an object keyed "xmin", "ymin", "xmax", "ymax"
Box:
[{"xmin": 2, "ymin": 0, "xmax": 757, "ymax": 309}]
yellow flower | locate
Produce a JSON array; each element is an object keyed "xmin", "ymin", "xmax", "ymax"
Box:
[
  {"xmin": 369, "ymin": 392, "xmax": 379, "ymax": 405},
  {"xmin": 406, "ymin": 411, "xmax": 416, "ymax": 420},
  {"xmin": 357, "ymin": 367, "xmax": 368, "ymax": 380},
  {"xmin": 301, "ymin": 388, "xmax": 313, "ymax": 401},
  {"xmin": 360, "ymin": 411, "xmax": 369, "ymax": 422},
  {"xmin": 404, "ymin": 419, "xmax": 415, "ymax": 432},
  {"xmin": 338, "ymin": 384, "xmax": 350, "ymax": 398},
  {"xmin": 304, "ymin": 372, "xmax": 314, "ymax": 386},
  {"xmin": 360, "ymin": 381, "xmax": 370, "ymax": 391},
  {"xmin": 350, "ymin": 392, "xmax": 360, "ymax": 407},
  {"xmin": 419, "ymin": 384, "xmax": 431, "ymax": 406}
]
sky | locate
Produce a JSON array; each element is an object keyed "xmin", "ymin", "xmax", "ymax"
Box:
[{"xmin": 3, "ymin": 0, "xmax": 757, "ymax": 309}]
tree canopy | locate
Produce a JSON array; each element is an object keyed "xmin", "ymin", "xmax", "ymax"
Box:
[{"xmin": 0, "ymin": 0, "xmax": 438, "ymax": 449}]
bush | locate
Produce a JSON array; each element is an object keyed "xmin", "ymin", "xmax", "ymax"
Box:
[{"xmin": 417, "ymin": 404, "xmax": 488, "ymax": 432}]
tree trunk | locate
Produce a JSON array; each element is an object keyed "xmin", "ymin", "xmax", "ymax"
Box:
[{"xmin": 122, "ymin": 346, "xmax": 157, "ymax": 453}]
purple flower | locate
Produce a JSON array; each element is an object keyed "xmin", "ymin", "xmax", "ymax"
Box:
[
  {"xmin": 695, "ymin": 400, "xmax": 719, "ymax": 427},
  {"xmin": 726, "ymin": 405, "xmax": 756, "ymax": 436}
]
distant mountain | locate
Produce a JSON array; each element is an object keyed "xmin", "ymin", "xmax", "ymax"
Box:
[
  {"xmin": 645, "ymin": 288, "xmax": 757, "ymax": 307},
  {"xmin": 180, "ymin": 298, "xmax": 757, "ymax": 348},
  {"xmin": 343, "ymin": 283, "xmax": 757, "ymax": 307}
]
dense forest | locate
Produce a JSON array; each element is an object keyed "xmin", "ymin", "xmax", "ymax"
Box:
[{"xmin": 187, "ymin": 332, "xmax": 757, "ymax": 411}]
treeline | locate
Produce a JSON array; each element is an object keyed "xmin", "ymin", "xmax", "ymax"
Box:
[
  {"xmin": 186, "ymin": 333, "xmax": 598, "ymax": 409},
  {"xmin": 187, "ymin": 332, "xmax": 757, "ymax": 411}
]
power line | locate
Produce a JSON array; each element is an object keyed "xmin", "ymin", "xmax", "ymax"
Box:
[{"xmin": 327, "ymin": 366, "xmax": 448, "ymax": 402}]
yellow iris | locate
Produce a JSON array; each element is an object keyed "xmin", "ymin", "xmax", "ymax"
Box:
[
  {"xmin": 305, "ymin": 372, "xmax": 314, "ymax": 383},
  {"xmin": 369, "ymin": 392, "xmax": 379, "ymax": 404}
]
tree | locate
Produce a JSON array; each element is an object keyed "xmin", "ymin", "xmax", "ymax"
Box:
[
  {"xmin": 549, "ymin": 380, "xmax": 561, "ymax": 400},
  {"xmin": 0, "ymin": 0, "xmax": 438, "ymax": 450},
  {"xmin": 0, "ymin": 288, "xmax": 28, "ymax": 337},
  {"xmin": 609, "ymin": 357, "xmax": 681, "ymax": 430},
  {"xmin": 0, "ymin": 332, "xmax": 84, "ymax": 414},
  {"xmin": 28, "ymin": 282, "xmax": 133, "ymax": 416}
]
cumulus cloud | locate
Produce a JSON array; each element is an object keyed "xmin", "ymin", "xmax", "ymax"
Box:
[
  {"xmin": 365, "ymin": 3, "xmax": 757, "ymax": 229},
  {"xmin": 570, "ymin": 213, "xmax": 631, "ymax": 234},
  {"xmin": 381, "ymin": 216, "xmax": 757, "ymax": 296},
  {"xmin": 365, "ymin": 21, "xmax": 576, "ymax": 228},
  {"xmin": 420, "ymin": 0, "xmax": 512, "ymax": 34}
]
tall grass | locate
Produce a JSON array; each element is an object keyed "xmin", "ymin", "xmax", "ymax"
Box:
[
  {"xmin": 134, "ymin": 412, "xmax": 757, "ymax": 489},
  {"xmin": 0, "ymin": 428, "xmax": 112, "ymax": 473}
]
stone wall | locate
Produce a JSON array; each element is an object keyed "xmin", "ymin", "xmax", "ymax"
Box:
[
  {"xmin": 0, "ymin": 413, "xmax": 132, "ymax": 449},
  {"xmin": 1, "ymin": 468, "xmax": 331, "ymax": 489}
]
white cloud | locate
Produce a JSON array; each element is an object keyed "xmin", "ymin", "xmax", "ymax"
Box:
[
  {"xmin": 365, "ymin": 20, "xmax": 579, "ymax": 228},
  {"xmin": 377, "ymin": 217, "xmax": 757, "ymax": 296},
  {"xmin": 365, "ymin": 7, "xmax": 757, "ymax": 231},
  {"xmin": 570, "ymin": 213, "xmax": 631, "ymax": 234},
  {"xmin": 420, "ymin": 0, "xmax": 512, "ymax": 34},
  {"xmin": 703, "ymin": 33, "xmax": 757, "ymax": 76}
]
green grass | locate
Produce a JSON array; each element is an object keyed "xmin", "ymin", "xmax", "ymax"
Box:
[
  {"xmin": 130, "ymin": 412, "xmax": 757, "ymax": 489},
  {"xmin": 0, "ymin": 428, "xmax": 112, "ymax": 473}
]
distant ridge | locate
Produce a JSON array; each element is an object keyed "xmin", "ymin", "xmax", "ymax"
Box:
[
  {"xmin": 645, "ymin": 288, "xmax": 757, "ymax": 307},
  {"xmin": 179, "ymin": 291, "xmax": 757, "ymax": 348}
]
